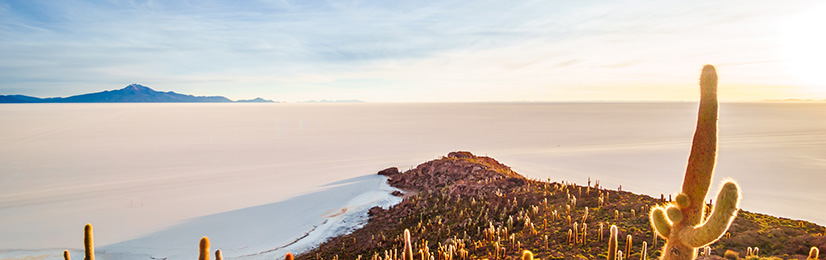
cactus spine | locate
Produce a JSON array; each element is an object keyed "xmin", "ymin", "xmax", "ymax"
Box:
[
  {"xmin": 286, "ymin": 253, "xmax": 295, "ymax": 260},
  {"xmin": 63, "ymin": 250, "xmax": 70, "ymax": 260},
  {"xmin": 810, "ymin": 247, "xmax": 820, "ymax": 260},
  {"xmin": 199, "ymin": 237, "xmax": 210, "ymax": 260},
  {"xmin": 649, "ymin": 65, "xmax": 741, "ymax": 260},
  {"xmin": 84, "ymin": 224, "xmax": 94, "ymax": 260},
  {"xmin": 608, "ymin": 225, "xmax": 618, "ymax": 260}
]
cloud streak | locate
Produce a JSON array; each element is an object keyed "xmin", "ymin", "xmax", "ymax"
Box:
[{"xmin": 1, "ymin": 0, "xmax": 823, "ymax": 101}]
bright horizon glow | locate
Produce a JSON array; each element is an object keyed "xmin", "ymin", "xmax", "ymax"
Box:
[{"xmin": 1, "ymin": 0, "xmax": 824, "ymax": 102}]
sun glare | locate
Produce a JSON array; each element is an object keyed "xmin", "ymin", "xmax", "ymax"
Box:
[{"xmin": 780, "ymin": 4, "xmax": 826, "ymax": 95}]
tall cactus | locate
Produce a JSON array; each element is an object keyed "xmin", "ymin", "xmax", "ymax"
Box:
[
  {"xmin": 84, "ymin": 224, "xmax": 94, "ymax": 260},
  {"xmin": 608, "ymin": 225, "xmax": 618, "ymax": 260},
  {"xmin": 199, "ymin": 237, "xmax": 210, "ymax": 260},
  {"xmin": 403, "ymin": 229, "xmax": 413, "ymax": 260},
  {"xmin": 649, "ymin": 65, "xmax": 741, "ymax": 260}
]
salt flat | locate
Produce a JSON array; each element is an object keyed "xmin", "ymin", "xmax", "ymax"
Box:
[{"xmin": 1, "ymin": 102, "xmax": 824, "ymax": 259}]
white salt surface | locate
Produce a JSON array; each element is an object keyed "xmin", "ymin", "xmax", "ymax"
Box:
[{"xmin": 1, "ymin": 103, "xmax": 824, "ymax": 259}]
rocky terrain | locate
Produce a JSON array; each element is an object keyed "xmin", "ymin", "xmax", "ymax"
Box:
[{"xmin": 299, "ymin": 151, "xmax": 826, "ymax": 260}]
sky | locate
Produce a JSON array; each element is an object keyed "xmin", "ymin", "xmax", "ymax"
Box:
[{"xmin": 1, "ymin": 0, "xmax": 825, "ymax": 102}]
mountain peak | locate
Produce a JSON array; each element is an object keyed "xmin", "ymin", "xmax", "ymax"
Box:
[{"xmin": 122, "ymin": 84, "xmax": 153, "ymax": 92}]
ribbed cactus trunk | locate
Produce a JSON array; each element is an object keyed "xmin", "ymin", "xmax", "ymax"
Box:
[
  {"xmin": 665, "ymin": 65, "xmax": 718, "ymax": 259},
  {"xmin": 652, "ymin": 65, "xmax": 741, "ymax": 260},
  {"xmin": 199, "ymin": 237, "xmax": 210, "ymax": 260},
  {"xmin": 84, "ymin": 224, "xmax": 94, "ymax": 260}
]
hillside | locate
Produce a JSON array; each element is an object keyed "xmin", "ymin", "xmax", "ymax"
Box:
[{"xmin": 299, "ymin": 151, "xmax": 826, "ymax": 260}]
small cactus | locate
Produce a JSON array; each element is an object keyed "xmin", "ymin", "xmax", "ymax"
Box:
[
  {"xmin": 810, "ymin": 247, "xmax": 820, "ymax": 260},
  {"xmin": 608, "ymin": 225, "xmax": 618, "ymax": 260},
  {"xmin": 642, "ymin": 241, "xmax": 648, "ymax": 260},
  {"xmin": 286, "ymin": 253, "xmax": 294, "ymax": 260},
  {"xmin": 215, "ymin": 250, "xmax": 223, "ymax": 260},
  {"xmin": 63, "ymin": 250, "xmax": 70, "ymax": 260},
  {"xmin": 199, "ymin": 237, "xmax": 210, "ymax": 260},
  {"xmin": 625, "ymin": 234, "xmax": 632, "ymax": 257},
  {"xmin": 84, "ymin": 224, "xmax": 94, "ymax": 260},
  {"xmin": 649, "ymin": 65, "xmax": 741, "ymax": 260},
  {"xmin": 723, "ymin": 250, "xmax": 738, "ymax": 260},
  {"xmin": 521, "ymin": 250, "xmax": 533, "ymax": 260}
]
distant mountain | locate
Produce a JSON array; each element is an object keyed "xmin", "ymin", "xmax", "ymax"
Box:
[
  {"xmin": 0, "ymin": 84, "xmax": 269, "ymax": 103},
  {"xmin": 236, "ymin": 97, "xmax": 277, "ymax": 103},
  {"xmin": 299, "ymin": 99, "xmax": 366, "ymax": 103}
]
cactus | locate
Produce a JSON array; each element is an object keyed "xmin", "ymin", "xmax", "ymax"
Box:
[
  {"xmin": 574, "ymin": 222, "xmax": 579, "ymax": 243},
  {"xmin": 521, "ymin": 250, "xmax": 533, "ymax": 260},
  {"xmin": 810, "ymin": 247, "xmax": 820, "ymax": 260},
  {"xmin": 286, "ymin": 253, "xmax": 295, "ymax": 260},
  {"xmin": 63, "ymin": 250, "xmax": 70, "ymax": 260},
  {"xmin": 215, "ymin": 250, "xmax": 223, "ymax": 260},
  {"xmin": 642, "ymin": 241, "xmax": 648, "ymax": 260},
  {"xmin": 608, "ymin": 225, "xmax": 618, "ymax": 260},
  {"xmin": 649, "ymin": 65, "xmax": 741, "ymax": 260},
  {"xmin": 199, "ymin": 237, "xmax": 210, "ymax": 260},
  {"xmin": 84, "ymin": 224, "xmax": 94, "ymax": 260},
  {"xmin": 403, "ymin": 229, "xmax": 413, "ymax": 260},
  {"xmin": 625, "ymin": 235, "xmax": 632, "ymax": 257},
  {"xmin": 723, "ymin": 250, "xmax": 738, "ymax": 260}
]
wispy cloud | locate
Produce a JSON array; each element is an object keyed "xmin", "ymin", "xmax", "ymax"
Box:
[{"xmin": 1, "ymin": 0, "xmax": 823, "ymax": 101}]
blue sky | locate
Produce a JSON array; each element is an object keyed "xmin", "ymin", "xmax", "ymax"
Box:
[{"xmin": 1, "ymin": 0, "xmax": 824, "ymax": 101}]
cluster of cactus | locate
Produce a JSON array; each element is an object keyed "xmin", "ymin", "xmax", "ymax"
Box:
[
  {"xmin": 744, "ymin": 247, "xmax": 759, "ymax": 259},
  {"xmin": 649, "ymin": 65, "xmax": 741, "ymax": 260},
  {"xmin": 62, "ymin": 224, "xmax": 95, "ymax": 260},
  {"xmin": 309, "ymin": 174, "xmax": 666, "ymax": 260}
]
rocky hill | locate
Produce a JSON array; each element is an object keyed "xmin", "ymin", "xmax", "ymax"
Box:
[{"xmin": 299, "ymin": 151, "xmax": 825, "ymax": 260}]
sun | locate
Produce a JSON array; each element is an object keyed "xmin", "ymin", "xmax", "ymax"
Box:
[{"xmin": 779, "ymin": 3, "xmax": 826, "ymax": 95}]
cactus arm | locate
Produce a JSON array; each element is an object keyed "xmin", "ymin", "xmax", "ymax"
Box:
[
  {"xmin": 650, "ymin": 207, "xmax": 672, "ymax": 238},
  {"xmin": 666, "ymin": 207, "xmax": 684, "ymax": 224},
  {"xmin": 679, "ymin": 182, "xmax": 740, "ymax": 248}
]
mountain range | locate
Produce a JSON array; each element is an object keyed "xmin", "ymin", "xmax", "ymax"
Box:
[{"xmin": 0, "ymin": 84, "xmax": 275, "ymax": 103}]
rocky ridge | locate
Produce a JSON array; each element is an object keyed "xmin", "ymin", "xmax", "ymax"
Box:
[{"xmin": 299, "ymin": 152, "xmax": 826, "ymax": 260}]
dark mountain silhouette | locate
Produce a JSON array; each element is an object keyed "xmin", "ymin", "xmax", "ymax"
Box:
[{"xmin": 0, "ymin": 84, "xmax": 272, "ymax": 103}]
